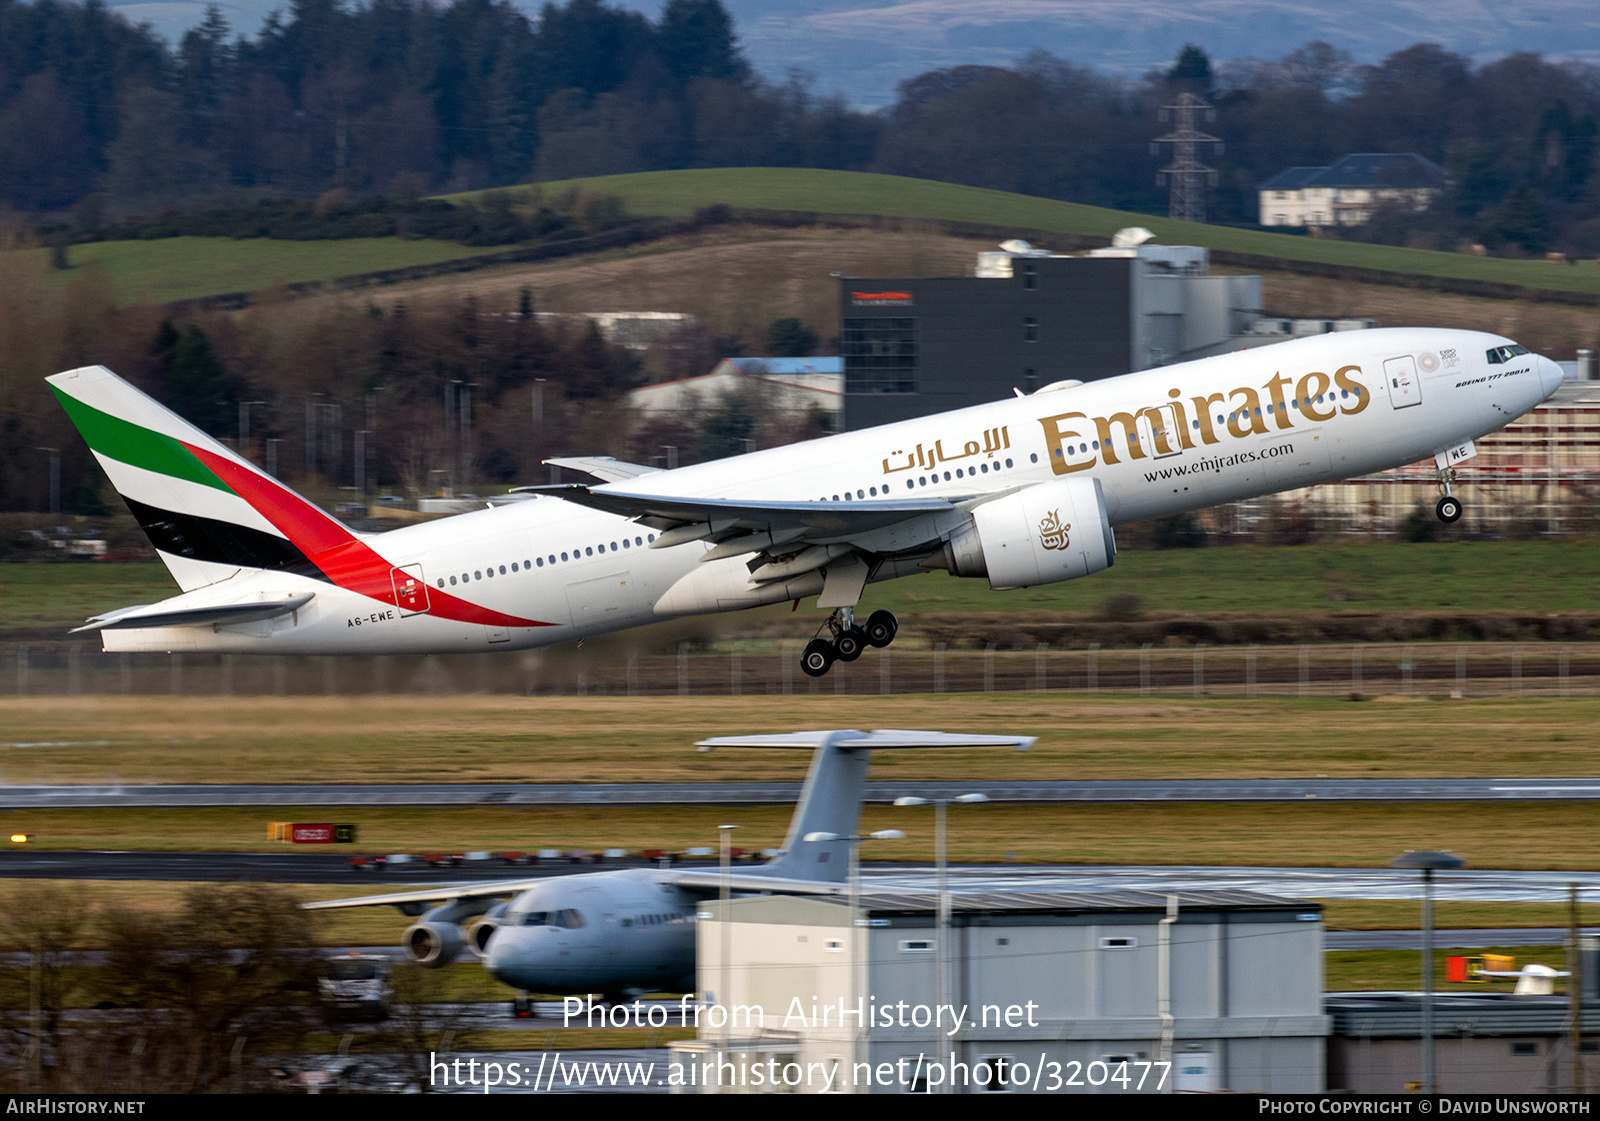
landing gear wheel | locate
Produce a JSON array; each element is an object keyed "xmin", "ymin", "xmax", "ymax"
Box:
[
  {"xmin": 865, "ymin": 610, "xmax": 898, "ymax": 648},
  {"xmin": 833, "ymin": 626, "xmax": 868, "ymax": 662},
  {"xmin": 800, "ymin": 639, "xmax": 835, "ymax": 678},
  {"xmin": 1436, "ymin": 495, "xmax": 1463, "ymax": 524}
]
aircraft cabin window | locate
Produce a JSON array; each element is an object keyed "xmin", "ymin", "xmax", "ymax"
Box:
[
  {"xmin": 525, "ymin": 559, "xmax": 531, "ymax": 568},
  {"xmin": 598, "ymin": 544, "xmax": 605, "ymax": 553},
  {"xmin": 449, "ymin": 576, "xmax": 457, "ymax": 585},
  {"xmin": 536, "ymin": 558, "xmax": 544, "ymax": 567},
  {"xmin": 500, "ymin": 566, "xmax": 506, "ymax": 575},
  {"xmin": 1006, "ymin": 458, "xmax": 1013, "ymax": 467},
  {"xmin": 510, "ymin": 563, "xmax": 517, "ymax": 572},
  {"xmin": 485, "ymin": 568, "xmax": 492, "ymax": 578},
  {"xmin": 857, "ymin": 490, "xmax": 864, "ymax": 499},
  {"xmin": 1030, "ymin": 453, "xmax": 1038, "ymax": 463},
  {"xmin": 585, "ymin": 547, "xmax": 593, "ymax": 556},
  {"xmin": 561, "ymin": 552, "xmax": 568, "ymax": 562},
  {"xmin": 648, "ymin": 535, "xmax": 656, "ymax": 543},
  {"xmin": 942, "ymin": 471, "xmax": 951, "ymax": 481},
  {"xmin": 437, "ymin": 579, "xmax": 444, "ymax": 587},
  {"xmin": 636, "ymin": 537, "xmax": 643, "ymax": 546}
]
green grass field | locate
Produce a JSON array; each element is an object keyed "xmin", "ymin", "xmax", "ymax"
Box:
[
  {"xmin": 527, "ymin": 169, "xmax": 1600, "ymax": 296},
  {"xmin": 3, "ymin": 236, "xmax": 491, "ymax": 307},
  {"xmin": 5, "ymin": 692, "xmax": 1600, "ymax": 784},
  {"xmin": 8, "ymin": 540, "xmax": 1600, "ymax": 638}
]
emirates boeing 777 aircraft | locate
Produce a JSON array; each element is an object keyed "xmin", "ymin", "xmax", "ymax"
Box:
[{"xmin": 49, "ymin": 327, "xmax": 1561, "ymax": 676}]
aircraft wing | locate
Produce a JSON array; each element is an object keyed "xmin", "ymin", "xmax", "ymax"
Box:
[
  {"xmin": 303, "ymin": 879, "xmax": 549, "ymax": 913},
  {"xmin": 302, "ymin": 869, "xmax": 857, "ymax": 914},
  {"xmin": 538, "ymin": 484, "xmax": 970, "ymax": 540}
]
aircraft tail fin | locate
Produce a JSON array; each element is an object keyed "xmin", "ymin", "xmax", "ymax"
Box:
[
  {"xmin": 695, "ymin": 730, "xmax": 1033, "ymax": 883},
  {"xmin": 48, "ymin": 366, "xmax": 359, "ymax": 593}
]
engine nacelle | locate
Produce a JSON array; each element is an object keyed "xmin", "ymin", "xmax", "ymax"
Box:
[
  {"xmin": 942, "ymin": 477, "xmax": 1115, "ymax": 590},
  {"xmin": 403, "ymin": 920, "xmax": 466, "ymax": 967},
  {"xmin": 467, "ymin": 902, "xmax": 509, "ymax": 960}
]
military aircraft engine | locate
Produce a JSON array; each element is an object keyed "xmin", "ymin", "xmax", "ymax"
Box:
[
  {"xmin": 402, "ymin": 920, "xmax": 466, "ymax": 966},
  {"xmin": 935, "ymin": 476, "xmax": 1115, "ymax": 590},
  {"xmin": 467, "ymin": 902, "xmax": 509, "ymax": 959}
]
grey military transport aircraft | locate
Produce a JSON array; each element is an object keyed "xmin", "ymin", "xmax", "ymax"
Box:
[{"xmin": 304, "ymin": 729, "xmax": 1032, "ymax": 1003}]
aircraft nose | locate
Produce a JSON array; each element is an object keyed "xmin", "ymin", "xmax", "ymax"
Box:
[{"xmin": 1539, "ymin": 355, "xmax": 1565, "ymax": 400}]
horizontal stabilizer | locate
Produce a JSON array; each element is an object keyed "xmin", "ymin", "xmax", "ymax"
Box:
[
  {"xmin": 697, "ymin": 729, "xmax": 1034, "ymax": 752},
  {"xmin": 74, "ymin": 592, "xmax": 315, "ymax": 632}
]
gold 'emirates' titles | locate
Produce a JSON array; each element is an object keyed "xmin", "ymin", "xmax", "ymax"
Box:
[{"xmin": 1037, "ymin": 364, "xmax": 1370, "ymax": 474}]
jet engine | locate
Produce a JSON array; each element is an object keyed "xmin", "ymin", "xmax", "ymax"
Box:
[
  {"xmin": 935, "ymin": 476, "xmax": 1115, "ymax": 590},
  {"xmin": 401, "ymin": 898, "xmax": 490, "ymax": 967},
  {"xmin": 403, "ymin": 921, "xmax": 465, "ymax": 967},
  {"xmin": 467, "ymin": 902, "xmax": 510, "ymax": 960}
]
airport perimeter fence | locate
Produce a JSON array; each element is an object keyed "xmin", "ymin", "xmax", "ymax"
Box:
[{"xmin": 4, "ymin": 640, "xmax": 1600, "ymax": 699}]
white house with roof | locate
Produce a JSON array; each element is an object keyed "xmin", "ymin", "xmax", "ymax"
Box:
[
  {"xmin": 1258, "ymin": 154, "xmax": 1446, "ymax": 228},
  {"xmin": 627, "ymin": 357, "xmax": 843, "ymax": 422}
]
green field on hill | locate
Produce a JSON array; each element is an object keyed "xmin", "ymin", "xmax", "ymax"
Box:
[
  {"xmin": 7, "ymin": 169, "xmax": 1596, "ymax": 311},
  {"xmin": 528, "ymin": 168, "xmax": 1600, "ymax": 296},
  {"xmin": 4, "ymin": 236, "xmax": 490, "ymax": 307}
]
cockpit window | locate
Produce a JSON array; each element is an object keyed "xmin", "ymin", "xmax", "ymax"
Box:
[
  {"xmin": 1486, "ymin": 345, "xmax": 1529, "ymax": 364},
  {"xmin": 515, "ymin": 908, "xmax": 585, "ymax": 928}
]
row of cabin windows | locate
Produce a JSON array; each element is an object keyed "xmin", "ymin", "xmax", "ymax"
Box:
[
  {"xmin": 435, "ymin": 533, "xmax": 659, "ymax": 588},
  {"xmin": 819, "ymin": 458, "xmax": 1018, "ymax": 501}
]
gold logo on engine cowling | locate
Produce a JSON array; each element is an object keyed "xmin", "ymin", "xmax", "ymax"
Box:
[{"xmin": 1039, "ymin": 510, "xmax": 1071, "ymax": 550}]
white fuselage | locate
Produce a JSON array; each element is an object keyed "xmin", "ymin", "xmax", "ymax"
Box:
[{"xmin": 104, "ymin": 328, "xmax": 1560, "ymax": 654}]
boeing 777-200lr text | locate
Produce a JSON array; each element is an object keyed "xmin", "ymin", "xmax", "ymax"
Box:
[{"xmin": 49, "ymin": 327, "xmax": 1562, "ymax": 675}]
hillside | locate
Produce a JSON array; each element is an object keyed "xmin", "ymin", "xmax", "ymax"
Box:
[
  {"xmin": 524, "ymin": 169, "xmax": 1600, "ymax": 298},
  {"xmin": 12, "ymin": 169, "xmax": 1600, "ymax": 313}
]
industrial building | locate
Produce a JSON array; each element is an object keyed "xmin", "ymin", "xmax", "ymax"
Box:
[
  {"xmin": 1327, "ymin": 992, "xmax": 1600, "ymax": 1092},
  {"xmin": 672, "ymin": 888, "xmax": 1328, "ymax": 1094},
  {"xmin": 839, "ymin": 235, "xmax": 1265, "ymax": 430},
  {"xmin": 627, "ymin": 357, "xmax": 843, "ymax": 425}
]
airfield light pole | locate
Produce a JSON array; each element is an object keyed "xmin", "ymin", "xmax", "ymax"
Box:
[
  {"xmin": 1391, "ymin": 850, "xmax": 1464, "ymax": 1092},
  {"xmin": 718, "ymin": 823, "xmax": 739, "ymax": 1060},
  {"xmin": 805, "ymin": 829, "xmax": 906, "ymax": 1079},
  {"xmin": 894, "ymin": 794, "xmax": 989, "ymax": 1093},
  {"xmin": 238, "ymin": 401, "xmax": 266, "ymax": 458},
  {"xmin": 33, "ymin": 448, "xmax": 59, "ymax": 517}
]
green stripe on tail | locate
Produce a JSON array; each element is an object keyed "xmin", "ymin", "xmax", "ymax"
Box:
[{"xmin": 50, "ymin": 386, "xmax": 232, "ymax": 493}]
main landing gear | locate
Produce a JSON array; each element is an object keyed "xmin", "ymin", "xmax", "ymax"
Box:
[
  {"xmin": 800, "ymin": 607, "xmax": 898, "ymax": 678},
  {"xmin": 1435, "ymin": 466, "xmax": 1464, "ymax": 524}
]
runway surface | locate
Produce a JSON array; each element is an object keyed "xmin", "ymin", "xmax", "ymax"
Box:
[
  {"xmin": 9, "ymin": 777, "xmax": 1600, "ymax": 808},
  {"xmin": 5, "ymin": 850, "xmax": 1600, "ymax": 905}
]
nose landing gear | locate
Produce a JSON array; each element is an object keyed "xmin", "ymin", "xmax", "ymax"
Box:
[
  {"xmin": 799, "ymin": 608, "xmax": 899, "ymax": 677},
  {"xmin": 1435, "ymin": 465, "xmax": 1464, "ymax": 523}
]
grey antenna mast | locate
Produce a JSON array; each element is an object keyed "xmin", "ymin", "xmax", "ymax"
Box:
[{"xmin": 1152, "ymin": 92, "xmax": 1222, "ymax": 223}]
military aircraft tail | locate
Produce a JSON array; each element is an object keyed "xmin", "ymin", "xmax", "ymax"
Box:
[{"xmin": 694, "ymin": 730, "xmax": 1034, "ymax": 883}]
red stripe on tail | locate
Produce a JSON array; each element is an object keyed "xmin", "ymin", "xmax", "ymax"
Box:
[{"xmin": 186, "ymin": 445, "xmax": 553, "ymax": 628}]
